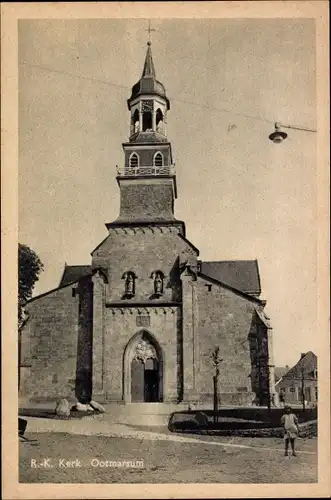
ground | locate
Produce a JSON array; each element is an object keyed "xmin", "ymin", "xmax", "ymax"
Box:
[{"xmin": 20, "ymin": 430, "xmax": 317, "ymax": 483}]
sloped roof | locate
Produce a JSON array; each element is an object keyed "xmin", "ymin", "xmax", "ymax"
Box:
[
  {"xmin": 282, "ymin": 351, "xmax": 317, "ymax": 380},
  {"xmin": 200, "ymin": 260, "xmax": 261, "ymax": 295},
  {"xmin": 59, "ymin": 265, "xmax": 92, "ymax": 287},
  {"xmin": 127, "ymin": 131, "xmax": 169, "ymax": 144},
  {"xmin": 275, "ymin": 366, "xmax": 290, "ymax": 381},
  {"xmin": 59, "ymin": 260, "xmax": 261, "ymax": 296}
]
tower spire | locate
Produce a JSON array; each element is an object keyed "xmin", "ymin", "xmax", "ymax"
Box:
[
  {"xmin": 141, "ymin": 41, "xmax": 156, "ymax": 78},
  {"xmin": 115, "ymin": 35, "xmax": 177, "ymax": 225}
]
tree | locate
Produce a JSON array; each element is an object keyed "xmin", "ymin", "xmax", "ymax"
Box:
[{"xmin": 18, "ymin": 243, "xmax": 43, "ymax": 324}]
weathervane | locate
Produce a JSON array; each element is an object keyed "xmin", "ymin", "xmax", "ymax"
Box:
[{"xmin": 145, "ymin": 20, "xmax": 156, "ymax": 44}]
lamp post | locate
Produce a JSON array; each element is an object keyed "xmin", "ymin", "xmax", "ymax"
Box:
[
  {"xmin": 268, "ymin": 122, "xmax": 317, "ymax": 144},
  {"xmin": 301, "ymin": 367, "xmax": 305, "ymax": 412}
]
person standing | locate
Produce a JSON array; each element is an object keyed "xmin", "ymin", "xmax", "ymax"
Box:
[{"xmin": 281, "ymin": 406, "xmax": 299, "ymax": 456}]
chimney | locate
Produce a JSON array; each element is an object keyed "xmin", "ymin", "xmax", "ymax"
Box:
[{"xmin": 300, "ymin": 353, "xmax": 306, "ymax": 359}]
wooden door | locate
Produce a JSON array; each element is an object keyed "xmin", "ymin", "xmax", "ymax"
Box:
[
  {"xmin": 144, "ymin": 358, "xmax": 159, "ymax": 402},
  {"xmin": 131, "ymin": 358, "xmax": 144, "ymax": 402}
]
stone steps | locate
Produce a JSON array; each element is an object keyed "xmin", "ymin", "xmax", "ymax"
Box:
[
  {"xmin": 101, "ymin": 402, "xmax": 189, "ymax": 426},
  {"xmin": 104, "ymin": 402, "xmax": 188, "ymax": 413},
  {"xmin": 98, "ymin": 402, "xmax": 221, "ymax": 426}
]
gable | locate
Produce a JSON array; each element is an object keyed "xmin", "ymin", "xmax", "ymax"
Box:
[
  {"xmin": 282, "ymin": 351, "xmax": 317, "ymax": 379},
  {"xmin": 199, "ymin": 260, "xmax": 261, "ymax": 296},
  {"xmin": 91, "ymin": 227, "xmax": 198, "ymax": 267}
]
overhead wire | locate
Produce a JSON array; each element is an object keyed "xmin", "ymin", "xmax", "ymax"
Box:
[{"xmin": 20, "ymin": 61, "xmax": 276, "ymax": 126}]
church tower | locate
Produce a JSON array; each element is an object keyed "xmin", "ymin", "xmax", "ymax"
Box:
[
  {"xmin": 88, "ymin": 41, "xmax": 199, "ymax": 404},
  {"xmin": 116, "ymin": 42, "xmax": 179, "ymax": 225}
]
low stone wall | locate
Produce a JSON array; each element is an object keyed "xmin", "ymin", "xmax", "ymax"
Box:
[
  {"xmin": 196, "ymin": 393, "xmax": 255, "ymax": 407},
  {"xmin": 175, "ymin": 420, "xmax": 317, "ymax": 438},
  {"xmin": 202, "ymin": 407, "xmax": 317, "ymax": 424}
]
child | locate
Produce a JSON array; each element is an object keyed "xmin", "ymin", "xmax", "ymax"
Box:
[{"xmin": 281, "ymin": 406, "xmax": 299, "ymax": 456}]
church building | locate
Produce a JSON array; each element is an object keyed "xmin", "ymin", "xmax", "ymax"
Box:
[{"xmin": 19, "ymin": 42, "xmax": 276, "ymax": 407}]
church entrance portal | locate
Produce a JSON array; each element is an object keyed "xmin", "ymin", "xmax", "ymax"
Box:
[
  {"xmin": 124, "ymin": 331, "xmax": 163, "ymax": 403},
  {"xmin": 131, "ymin": 358, "xmax": 159, "ymax": 402}
]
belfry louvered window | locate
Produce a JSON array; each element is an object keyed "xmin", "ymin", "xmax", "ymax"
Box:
[
  {"xmin": 154, "ymin": 152, "xmax": 163, "ymax": 167},
  {"xmin": 129, "ymin": 153, "xmax": 139, "ymax": 169}
]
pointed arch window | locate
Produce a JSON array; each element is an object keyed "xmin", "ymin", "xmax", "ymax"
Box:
[
  {"xmin": 153, "ymin": 152, "xmax": 164, "ymax": 168},
  {"xmin": 129, "ymin": 153, "xmax": 139, "ymax": 169}
]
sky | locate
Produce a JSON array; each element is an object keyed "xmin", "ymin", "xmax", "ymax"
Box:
[{"xmin": 18, "ymin": 18, "xmax": 317, "ymax": 367}]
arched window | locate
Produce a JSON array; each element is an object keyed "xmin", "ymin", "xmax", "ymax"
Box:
[
  {"xmin": 153, "ymin": 152, "xmax": 163, "ymax": 167},
  {"xmin": 156, "ymin": 108, "xmax": 164, "ymax": 133},
  {"xmin": 122, "ymin": 271, "xmax": 136, "ymax": 297},
  {"xmin": 132, "ymin": 109, "xmax": 140, "ymax": 134},
  {"xmin": 129, "ymin": 153, "xmax": 139, "ymax": 169}
]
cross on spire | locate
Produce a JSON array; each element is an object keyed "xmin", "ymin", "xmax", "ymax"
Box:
[{"xmin": 146, "ymin": 20, "xmax": 156, "ymax": 44}]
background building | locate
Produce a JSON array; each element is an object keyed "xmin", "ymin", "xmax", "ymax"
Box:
[{"xmin": 275, "ymin": 351, "xmax": 317, "ymax": 405}]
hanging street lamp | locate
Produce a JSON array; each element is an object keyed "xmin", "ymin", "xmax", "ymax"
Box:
[{"xmin": 269, "ymin": 122, "xmax": 317, "ymax": 144}]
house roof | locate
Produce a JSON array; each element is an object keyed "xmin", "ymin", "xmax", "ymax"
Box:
[
  {"xmin": 281, "ymin": 351, "xmax": 317, "ymax": 380},
  {"xmin": 59, "ymin": 265, "xmax": 92, "ymax": 287},
  {"xmin": 274, "ymin": 366, "xmax": 290, "ymax": 381},
  {"xmin": 200, "ymin": 260, "xmax": 261, "ymax": 295}
]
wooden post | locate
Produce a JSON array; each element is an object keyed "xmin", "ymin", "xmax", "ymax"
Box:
[
  {"xmin": 211, "ymin": 347, "xmax": 222, "ymax": 424},
  {"xmin": 213, "ymin": 375, "xmax": 218, "ymax": 422}
]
